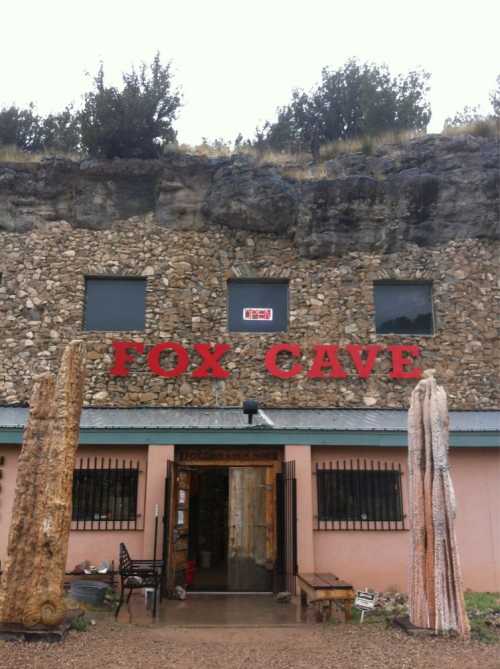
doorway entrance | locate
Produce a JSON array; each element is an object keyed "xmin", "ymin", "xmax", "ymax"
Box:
[
  {"xmin": 163, "ymin": 447, "xmax": 296, "ymax": 595},
  {"xmin": 189, "ymin": 467, "xmax": 229, "ymax": 590}
]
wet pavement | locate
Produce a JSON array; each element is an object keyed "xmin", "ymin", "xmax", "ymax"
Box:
[{"xmin": 123, "ymin": 593, "xmax": 306, "ymax": 627}]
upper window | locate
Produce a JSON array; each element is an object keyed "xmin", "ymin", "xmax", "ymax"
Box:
[
  {"xmin": 228, "ymin": 280, "xmax": 288, "ymax": 332},
  {"xmin": 373, "ymin": 282, "xmax": 434, "ymax": 335},
  {"xmin": 84, "ymin": 278, "xmax": 146, "ymax": 331}
]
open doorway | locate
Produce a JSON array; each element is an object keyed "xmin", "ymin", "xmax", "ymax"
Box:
[
  {"xmin": 165, "ymin": 450, "xmax": 290, "ymax": 596},
  {"xmin": 188, "ymin": 467, "xmax": 229, "ymax": 591}
]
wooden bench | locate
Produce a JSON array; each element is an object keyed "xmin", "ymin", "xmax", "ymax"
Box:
[{"xmin": 298, "ymin": 573, "xmax": 355, "ymax": 622}]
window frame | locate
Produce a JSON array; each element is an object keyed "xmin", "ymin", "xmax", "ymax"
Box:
[
  {"xmin": 227, "ymin": 278, "xmax": 289, "ymax": 334},
  {"xmin": 373, "ymin": 280, "xmax": 436, "ymax": 337},
  {"xmin": 82, "ymin": 275, "xmax": 147, "ymax": 333},
  {"xmin": 71, "ymin": 458, "xmax": 143, "ymax": 531},
  {"xmin": 314, "ymin": 462, "xmax": 406, "ymax": 531}
]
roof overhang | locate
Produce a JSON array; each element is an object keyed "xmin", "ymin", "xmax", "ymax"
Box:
[{"xmin": 0, "ymin": 407, "xmax": 498, "ymax": 447}]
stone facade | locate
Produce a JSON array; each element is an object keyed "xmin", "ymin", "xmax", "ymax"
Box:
[
  {"xmin": 0, "ymin": 133, "xmax": 498, "ymax": 409},
  {"xmin": 0, "ymin": 220, "xmax": 498, "ymax": 409}
]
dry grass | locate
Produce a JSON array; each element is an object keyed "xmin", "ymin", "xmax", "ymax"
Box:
[
  {"xmin": 0, "ymin": 145, "xmax": 81, "ymax": 163},
  {"xmin": 174, "ymin": 130, "xmax": 426, "ymax": 182},
  {"xmin": 442, "ymin": 117, "xmax": 499, "ymax": 139},
  {"xmin": 1, "ymin": 121, "xmax": 497, "ymax": 170},
  {"xmin": 319, "ymin": 129, "xmax": 423, "ymax": 160}
]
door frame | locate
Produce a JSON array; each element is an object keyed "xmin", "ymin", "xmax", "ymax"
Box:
[{"xmin": 172, "ymin": 446, "xmax": 283, "ymax": 590}]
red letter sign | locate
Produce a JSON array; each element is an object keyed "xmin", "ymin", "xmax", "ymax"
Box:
[
  {"xmin": 308, "ymin": 345, "xmax": 348, "ymax": 379},
  {"xmin": 192, "ymin": 343, "xmax": 231, "ymax": 379},
  {"xmin": 265, "ymin": 344, "xmax": 303, "ymax": 379},
  {"xmin": 345, "ymin": 344, "xmax": 382, "ymax": 379},
  {"xmin": 110, "ymin": 341, "xmax": 145, "ymax": 376},
  {"xmin": 148, "ymin": 342, "xmax": 189, "ymax": 378},
  {"xmin": 388, "ymin": 345, "xmax": 422, "ymax": 379}
]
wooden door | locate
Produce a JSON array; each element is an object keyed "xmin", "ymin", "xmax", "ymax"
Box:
[
  {"xmin": 227, "ymin": 467, "xmax": 272, "ymax": 591},
  {"xmin": 165, "ymin": 464, "xmax": 191, "ymax": 592}
]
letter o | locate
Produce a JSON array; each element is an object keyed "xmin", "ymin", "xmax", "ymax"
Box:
[{"xmin": 148, "ymin": 342, "xmax": 189, "ymax": 378}]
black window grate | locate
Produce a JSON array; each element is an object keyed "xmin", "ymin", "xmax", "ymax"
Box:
[
  {"xmin": 72, "ymin": 457, "xmax": 142, "ymax": 531},
  {"xmin": 314, "ymin": 459, "xmax": 406, "ymax": 531}
]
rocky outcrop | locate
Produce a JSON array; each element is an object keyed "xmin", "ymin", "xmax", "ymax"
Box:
[
  {"xmin": 0, "ymin": 341, "xmax": 86, "ymax": 627},
  {"xmin": 203, "ymin": 159, "xmax": 299, "ymax": 234},
  {"xmin": 0, "ymin": 133, "xmax": 498, "ymax": 257}
]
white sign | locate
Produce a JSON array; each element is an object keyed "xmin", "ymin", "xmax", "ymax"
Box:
[
  {"xmin": 243, "ymin": 307, "xmax": 273, "ymax": 321},
  {"xmin": 354, "ymin": 590, "xmax": 377, "ymax": 610}
]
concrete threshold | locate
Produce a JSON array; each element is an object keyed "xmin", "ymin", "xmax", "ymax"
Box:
[{"xmin": 188, "ymin": 591, "xmax": 274, "ymax": 596}]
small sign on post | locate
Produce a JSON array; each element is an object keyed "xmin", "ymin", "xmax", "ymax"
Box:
[{"xmin": 354, "ymin": 589, "xmax": 377, "ymax": 623}]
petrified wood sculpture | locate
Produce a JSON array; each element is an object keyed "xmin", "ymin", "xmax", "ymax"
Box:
[
  {"xmin": 0, "ymin": 341, "xmax": 86, "ymax": 627},
  {"xmin": 408, "ymin": 371, "xmax": 470, "ymax": 638}
]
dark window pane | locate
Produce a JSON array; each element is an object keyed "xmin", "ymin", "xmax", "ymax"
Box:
[
  {"xmin": 84, "ymin": 278, "xmax": 146, "ymax": 331},
  {"xmin": 72, "ymin": 469, "xmax": 138, "ymax": 521},
  {"xmin": 317, "ymin": 470, "xmax": 403, "ymax": 522},
  {"xmin": 228, "ymin": 281, "xmax": 288, "ymax": 332},
  {"xmin": 374, "ymin": 283, "xmax": 433, "ymax": 335}
]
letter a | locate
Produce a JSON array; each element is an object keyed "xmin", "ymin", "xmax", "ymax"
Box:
[{"xmin": 307, "ymin": 345, "xmax": 348, "ymax": 379}]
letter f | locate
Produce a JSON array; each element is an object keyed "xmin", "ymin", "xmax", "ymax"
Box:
[{"xmin": 110, "ymin": 341, "xmax": 145, "ymax": 376}]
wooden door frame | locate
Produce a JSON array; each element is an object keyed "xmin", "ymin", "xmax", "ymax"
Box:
[{"xmin": 174, "ymin": 446, "xmax": 283, "ymax": 570}]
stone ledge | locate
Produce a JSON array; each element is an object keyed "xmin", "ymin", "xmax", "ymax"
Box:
[
  {"xmin": 0, "ymin": 608, "xmax": 83, "ymax": 643},
  {"xmin": 393, "ymin": 615, "xmax": 457, "ymax": 637}
]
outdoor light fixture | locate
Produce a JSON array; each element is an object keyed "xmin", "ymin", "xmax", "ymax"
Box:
[{"xmin": 243, "ymin": 399, "xmax": 259, "ymax": 424}]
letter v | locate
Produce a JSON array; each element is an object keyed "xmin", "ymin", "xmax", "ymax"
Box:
[{"xmin": 345, "ymin": 344, "xmax": 382, "ymax": 379}]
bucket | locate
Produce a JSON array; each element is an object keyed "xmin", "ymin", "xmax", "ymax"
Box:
[
  {"xmin": 200, "ymin": 551, "xmax": 211, "ymax": 568},
  {"xmin": 145, "ymin": 588, "xmax": 156, "ymax": 610},
  {"xmin": 70, "ymin": 580, "xmax": 108, "ymax": 606}
]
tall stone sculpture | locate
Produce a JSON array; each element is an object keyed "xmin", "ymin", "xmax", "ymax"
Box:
[
  {"xmin": 0, "ymin": 341, "xmax": 86, "ymax": 627},
  {"xmin": 408, "ymin": 371, "xmax": 470, "ymax": 638}
]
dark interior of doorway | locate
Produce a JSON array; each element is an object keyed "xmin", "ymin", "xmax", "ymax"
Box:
[{"xmin": 188, "ymin": 467, "xmax": 229, "ymax": 591}]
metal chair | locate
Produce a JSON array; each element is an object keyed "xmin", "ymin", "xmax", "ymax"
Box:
[{"xmin": 116, "ymin": 542, "xmax": 164, "ymax": 618}]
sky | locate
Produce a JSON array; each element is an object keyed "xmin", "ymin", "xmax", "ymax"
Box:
[{"xmin": 1, "ymin": 0, "xmax": 499, "ymax": 146}]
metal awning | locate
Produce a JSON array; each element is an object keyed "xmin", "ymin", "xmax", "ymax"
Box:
[{"xmin": 0, "ymin": 406, "xmax": 498, "ymax": 447}]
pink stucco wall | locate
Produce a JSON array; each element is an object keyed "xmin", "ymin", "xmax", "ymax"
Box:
[
  {"xmin": 311, "ymin": 447, "xmax": 500, "ymax": 593},
  {"xmin": 1, "ymin": 443, "xmax": 499, "ymax": 593},
  {"xmin": 0, "ymin": 445, "xmax": 18, "ymax": 570},
  {"xmin": 0, "ymin": 444, "xmax": 155, "ymax": 570}
]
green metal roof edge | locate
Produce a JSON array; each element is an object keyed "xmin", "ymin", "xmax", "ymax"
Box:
[{"xmin": 0, "ymin": 427, "xmax": 498, "ymax": 447}]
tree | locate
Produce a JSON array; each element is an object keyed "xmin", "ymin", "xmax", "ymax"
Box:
[
  {"xmin": 40, "ymin": 106, "xmax": 81, "ymax": 153},
  {"xmin": 0, "ymin": 103, "xmax": 80, "ymax": 154},
  {"xmin": 443, "ymin": 105, "xmax": 487, "ymax": 128},
  {"xmin": 79, "ymin": 53, "xmax": 181, "ymax": 159},
  {"xmin": 491, "ymin": 75, "xmax": 500, "ymax": 117},
  {"xmin": 0, "ymin": 104, "xmax": 44, "ymax": 151},
  {"xmin": 258, "ymin": 59, "xmax": 431, "ymax": 159}
]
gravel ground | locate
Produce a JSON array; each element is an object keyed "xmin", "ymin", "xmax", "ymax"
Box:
[{"xmin": 0, "ymin": 619, "xmax": 499, "ymax": 669}]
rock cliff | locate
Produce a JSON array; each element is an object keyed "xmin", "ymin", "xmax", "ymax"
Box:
[{"xmin": 1, "ymin": 133, "xmax": 498, "ymax": 257}]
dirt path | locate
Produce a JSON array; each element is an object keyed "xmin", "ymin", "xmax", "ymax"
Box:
[{"xmin": 0, "ymin": 620, "xmax": 499, "ymax": 669}]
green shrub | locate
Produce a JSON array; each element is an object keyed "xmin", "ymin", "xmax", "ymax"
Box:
[
  {"xmin": 80, "ymin": 53, "xmax": 181, "ymax": 159},
  {"xmin": 70, "ymin": 614, "xmax": 90, "ymax": 632}
]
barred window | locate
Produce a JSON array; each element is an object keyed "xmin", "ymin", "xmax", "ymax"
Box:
[
  {"xmin": 315, "ymin": 461, "xmax": 405, "ymax": 531},
  {"xmin": 72, "ymin": 458, "xmax": 141, "ymax": 530}
]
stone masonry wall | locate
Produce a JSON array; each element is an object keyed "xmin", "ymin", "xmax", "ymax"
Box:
[{"xmin": 0, "ymin": 220, "xmax": 498, "ymax": 409}]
